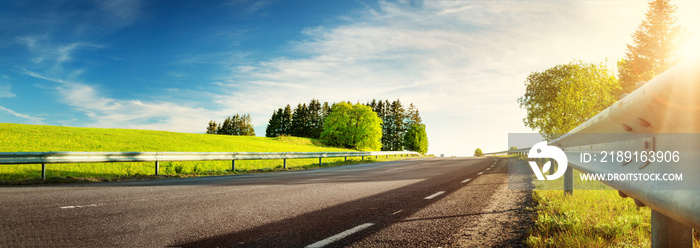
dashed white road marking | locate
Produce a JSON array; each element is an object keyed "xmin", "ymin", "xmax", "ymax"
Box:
[
  {"xmin": 478, "ymin": 172, "xmax": 484, "ymax": 175},
  {"xmin": 424, "ymin": 191, "xmax": 445, "ymax": 200},
  {"xmin": 306, "ymin": 223, "xmax": 374, "ymax": 248},
  {"xmin": 486, "ymin": 168, "xmax": 491, "ymax": 171},
  {"xmin": 461, "ymin": 178, "xmax": 471, "ymax": 183},
  {"xmin": 60, "ymin": 204, "xmax": 99, "ymax": 209},
  {"xmin": 392, "ymin": 210, "xmax": 403, "ymax": 215}
]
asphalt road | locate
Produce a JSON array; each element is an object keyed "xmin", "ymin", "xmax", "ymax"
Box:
[{"xmin": 1, "ymin": 157, "xmax": 510, "ymax": 247}]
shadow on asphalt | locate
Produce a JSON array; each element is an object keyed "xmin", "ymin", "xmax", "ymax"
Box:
[{"xmin": 168, "ymin": 157, "xmax": 517, "ymax": 247}]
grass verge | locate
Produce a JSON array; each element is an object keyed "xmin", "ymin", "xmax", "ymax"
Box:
[
  {"xmin": 526, "ymin": 168, "xmax": 699, "ymax": 247},
  {"xmin": 0, "ymin": 123, "xmax": 419, "ymax": 185}
]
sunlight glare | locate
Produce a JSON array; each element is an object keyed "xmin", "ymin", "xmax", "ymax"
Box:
[{"xmin": 676, "ymin": 1, "xmax": 700, "ymax": 60}]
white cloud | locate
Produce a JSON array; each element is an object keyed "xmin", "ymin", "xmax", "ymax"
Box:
[
  {"xmin": 218, "ymin": 0, "xmax": 651, "ymax": 155},
  {"xmin": 0, "ymin": 106, "xmax": 44, "ymax": 124},
  {"xmin": 13, "ymin": 0, "xmax": 684, "ymax": 156},
  {"xmin": 0, "ymin": 84, "xmax": 15, "ymax": 98},
  {"xmin": 57, "ymin": 43, "xmax": 103, "ymax": 65},
  {"xmin": 23, "ymin": 70, "xmax": 224, "ymax": 133},
  {"xmin": 17, "ymin": 36, "xmax": 103, "ymax": 70}
]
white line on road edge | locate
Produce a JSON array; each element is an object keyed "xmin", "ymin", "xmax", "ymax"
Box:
[
  {"xmin": 392, "ymin": 210, "xmax": 403, "ymax": 215},
  {"xmin": 486, "ymin": 168, "xmax": 491, "ymax": 171},
  {"xmin": 60, "ymin": 204, "xmax": 99, "ymax": 209},
  {"xmin": 461, "ymin": 179, "xmax": 471, "ymax": 183},
  {"xmin": 306, "ymin": 223, "xmax": 374, "ymax": 248},
  {"xmin": 478, "ymin": 172, "xmax": 484, "ymax": 175},
  {"xmin": 424, "ymin": 191, "xmax": 446, "ymax": 200},
  {"xmin": 386, "ymin": 165, "xmax": 416, "ymax": 172}
]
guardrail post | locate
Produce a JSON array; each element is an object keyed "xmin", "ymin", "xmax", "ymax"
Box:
[
  {"xmin": 375, "ymin": 155, "xmax": 378, "ymax": 159},
  {"xmin": 41, "ymin": 163, "xmax": 46, "ymax": 180},
  {"xmin": 155, "ymin": 161, "xmax": 160, "ymax": 176},
  {"xmin": 231, "ymin": 160, "xmax": 235, "ymax": 172},
  {"xmin": 344, "ymin": 157, "xmax": 347, "ymax": 162},
  {"xmin": 283, "ymin": 159, "xmax": 287, "ymax": 169},
  {"xmin": 319, "ymin": 157, "xmax": 322, "ymax": 166},
  {"xmin": 651, "ymin": 210, "xmax": 692, "ymax": 247},
  {"xmin": 362, "ymin": 156, "xmax": 364, "ymax": 161},
  {"xmin": 564, "ymin": 166, "xmax": 573, "ymax": 195}
]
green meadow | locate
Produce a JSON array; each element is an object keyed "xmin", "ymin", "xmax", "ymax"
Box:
[{"xmin": 0, "ymin": 123, "xmax": 411, "ymax": 184}]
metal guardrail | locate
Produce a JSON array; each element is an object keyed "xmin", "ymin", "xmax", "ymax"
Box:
[
  {"xmin": 0, "ymin": 151, "xmax": 420, "ymax": 180},
  {"xmin": 485, "ymin": 58, "xmax": 700, "ymax": 247}
]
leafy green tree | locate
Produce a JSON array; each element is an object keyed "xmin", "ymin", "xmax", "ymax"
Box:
[
  {"xmin": 404, "ymin": 124, "xmax": 428, "ymax": 155},
  {"xmin": 474, "ymin": 148, "xmax": 483, "ymax": 157},
  {"xmin": 321, "ymin": 102, "xmax": 382, "ymax": 150},
  {"xmin": 618, "ymin": 0, "xmax": 687, "ymax": 93},
  {"xmin": 517, "ymin": 60, "xmax": 620, "ymax": 140}
]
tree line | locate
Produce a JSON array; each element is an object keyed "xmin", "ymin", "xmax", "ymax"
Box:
[
  {"xmin": 206, "ymin": 114, "xmax": 255, "ymax": 136},
  {"xmin": 366, "ymin": 99, "xmax": 424, "ymax": 153},
  {"xmin": 265, "ymin": 99, "xmax": 331, "ymax": 139},
  {"xmin": 265, "ymin": 99, "xmax": 428, "ymax": 154},
  {"xmin": 204, "ymin": 99, "xmax": 428, "ymax": 154}
]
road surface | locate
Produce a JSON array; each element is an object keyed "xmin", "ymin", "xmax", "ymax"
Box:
[{"xmin": 1, "ymin": 157, "xmax": 528, "ymax": 247}]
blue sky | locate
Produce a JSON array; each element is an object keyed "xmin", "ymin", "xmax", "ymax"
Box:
[{"xmin": 1, "ymin": 0, "xmax": 698, "ymax": 156}]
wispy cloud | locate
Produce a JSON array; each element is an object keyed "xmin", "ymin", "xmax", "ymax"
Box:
[
  {"xmin": 226, "ymin": 0, "xmax": 273, "ymax": 16},
  {"xmin": 218, "ymin": 0, "xmax": 649, "ymax": 155},
  {"xmin": 167, "ymin": 71, "xmax": 188, "ymax": 78},
  {"xmin": 95, "ymin": 0, "xmax": 143, "ymax": 30},
  {"xmin": 0, "ymin": 84, "xmax": 15, "ymax": 98},
  {"xmin": 23, "ymin": 70, "xmax": 224, "ymax": 132},
  {"xmin": 17, "ymin": 36, "xmax": 103, "ymax": 70},
  {"xmin": 5, "ymin": 0, "xmax": 660, "ymax": 156},
  {"xmin": 56, "ymin": 43, "xmax": 103, "ymax": 65},
  {"xmin": 0, "ymin": 106, "xmax": 44, "ymax": 124}
]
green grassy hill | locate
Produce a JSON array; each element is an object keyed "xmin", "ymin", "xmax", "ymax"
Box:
[{"xmin": 0, "ymin": 123, "xmax": 386, "ymax": 183}]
